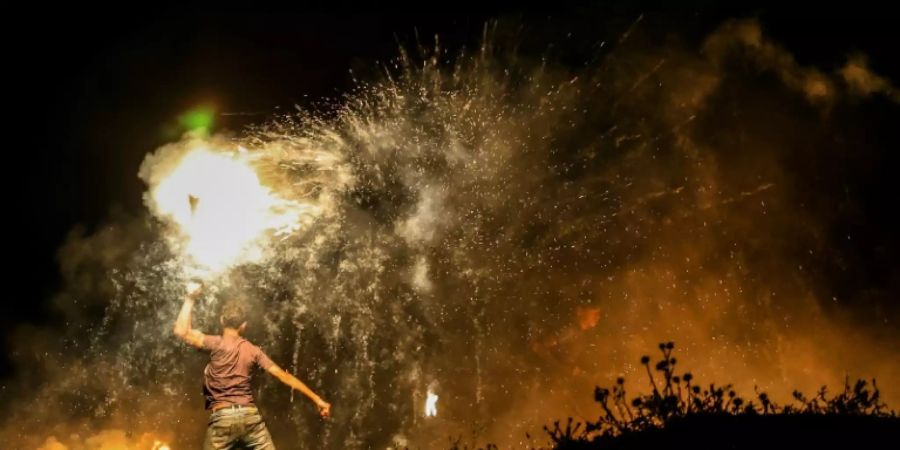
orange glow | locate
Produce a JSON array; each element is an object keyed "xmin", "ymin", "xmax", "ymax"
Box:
[{"xmin": 576, "ymin": 306, "xmax": 601, "ymax": 330}]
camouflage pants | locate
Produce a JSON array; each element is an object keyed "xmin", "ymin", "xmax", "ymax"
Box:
[{"xmin": 203, "ymin": 406, "xmax": 275, "ymax": 450}]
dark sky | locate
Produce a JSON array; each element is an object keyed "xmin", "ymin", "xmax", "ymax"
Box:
[{"xmin": 4, "ymin": 2, "xmax": 899, "ymax": 378}]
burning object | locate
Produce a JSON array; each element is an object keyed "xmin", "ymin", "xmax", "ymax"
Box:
[{"xmin": 425, "ymin": 390, "xmax": 439, "ymax": 418}]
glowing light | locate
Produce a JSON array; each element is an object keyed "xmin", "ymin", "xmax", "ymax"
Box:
[
  {"xmin": 148, "ymin": 146, "xmax": 317, "ymax": 278},
  {"xmin": 152, "ymin": 441, "xmax": 172, "ymax": 450},
  {"xmin": 576, "ymin": 306, "xmax": 601, "ymax": 330},
  {"xmin": 179, "ymin": 106, "xmax": 215, "ymax": 135},
  {"xmin": 425, "ymin": 390, "xmax": 438, "ymax": 417}
]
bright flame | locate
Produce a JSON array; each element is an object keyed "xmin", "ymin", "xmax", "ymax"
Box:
[
  {"xmin": 425, "ymin": 390, "xmax": 438, "ymax": 417},
  {"xmin": 149, "ymin": 146, "xmax": 316, "ymax": 278},
  {"xmin": 37, "ymin": 433, "xmax": 173, "ymax": 450}
]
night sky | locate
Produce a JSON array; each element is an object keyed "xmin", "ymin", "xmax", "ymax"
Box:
[{"xmin": 5, "ymin": 0, "xmax": 899, "ymax": 415}]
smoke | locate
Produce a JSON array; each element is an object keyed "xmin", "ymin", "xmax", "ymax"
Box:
[
  {"xmin": 841, "ymin": 54, "xmax": 900, "ymax": 102},
  {"xmin": 5, "ymin": 17, "xmax": 899, "ymax": 449},
  {"xmin": 703, "ymin": 20, "xmax": 835, "ymax": 105}
]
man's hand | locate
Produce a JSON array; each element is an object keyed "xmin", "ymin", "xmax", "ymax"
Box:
[
  {"xmin": 316, "ymin": 398, "xmax": 331, "ymax": 418},
  {"xmin": 186, "ymin": 281, "xmax": 204, "ymax": 300}
]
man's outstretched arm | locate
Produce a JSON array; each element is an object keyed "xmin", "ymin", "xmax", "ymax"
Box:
[
  {"xmin": 266, "ymin": 365, "xmax": 331, "ymax": 418},
  {"xmin": 173, "ymin": 282, "xmax": 206, "ymax": 348}
]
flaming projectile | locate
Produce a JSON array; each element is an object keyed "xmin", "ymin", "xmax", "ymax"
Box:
[{"xmin": 146, "ymin": 145, "xmax": 320, "ymax": 279}]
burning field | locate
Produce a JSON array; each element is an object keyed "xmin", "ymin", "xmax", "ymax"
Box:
[{"xmin": 5, "ymin": 14, "xmax": 900, "ymax": 450}]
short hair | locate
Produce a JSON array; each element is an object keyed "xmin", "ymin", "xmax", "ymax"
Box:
[{"xmin": 220, "ymin": 299, "xmax": 248, "ymax": 328}]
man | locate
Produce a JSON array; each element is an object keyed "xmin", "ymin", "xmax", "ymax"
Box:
[{"xmin": 173, "ymin": 283, "xmax": 331, "ymax": 449}]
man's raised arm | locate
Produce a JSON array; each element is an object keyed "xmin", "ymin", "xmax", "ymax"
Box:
[{"xmin": 173, "ymin": 282, "xmax": 206, "ymax": 348}]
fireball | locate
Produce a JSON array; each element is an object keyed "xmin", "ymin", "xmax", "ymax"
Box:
[{"xmin": 146, "ymin": 144, "xmax": 318, "ymax": 278}]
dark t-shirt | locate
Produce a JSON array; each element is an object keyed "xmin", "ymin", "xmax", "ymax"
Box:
[{"xmin": 201, "ymin": 334, "xmax": 275, "ymax": 410}]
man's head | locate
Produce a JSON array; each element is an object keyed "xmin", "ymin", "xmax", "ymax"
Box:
[{"xmin": 220, "ymin": 299, "xmax": 248, "ymax": 332}]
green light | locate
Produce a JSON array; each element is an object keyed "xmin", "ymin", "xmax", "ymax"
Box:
[{"xmin": 178, "ymin": 106, "xmax": 215, "ymax": 135}]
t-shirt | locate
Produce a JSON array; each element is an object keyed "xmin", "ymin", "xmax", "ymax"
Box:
[{"xmin": 201, "ymin": 334, "xmax": 275, "ymax": 410}]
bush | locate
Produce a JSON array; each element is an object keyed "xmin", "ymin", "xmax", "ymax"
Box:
[{"xmin": 542, "ymin": 342, "xmax": 895, "ymax": 448}]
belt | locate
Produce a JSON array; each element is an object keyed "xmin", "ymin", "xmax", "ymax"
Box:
[{"xmin": 212, "ymin": 403, "xmax": 258, "ymax": 412}]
